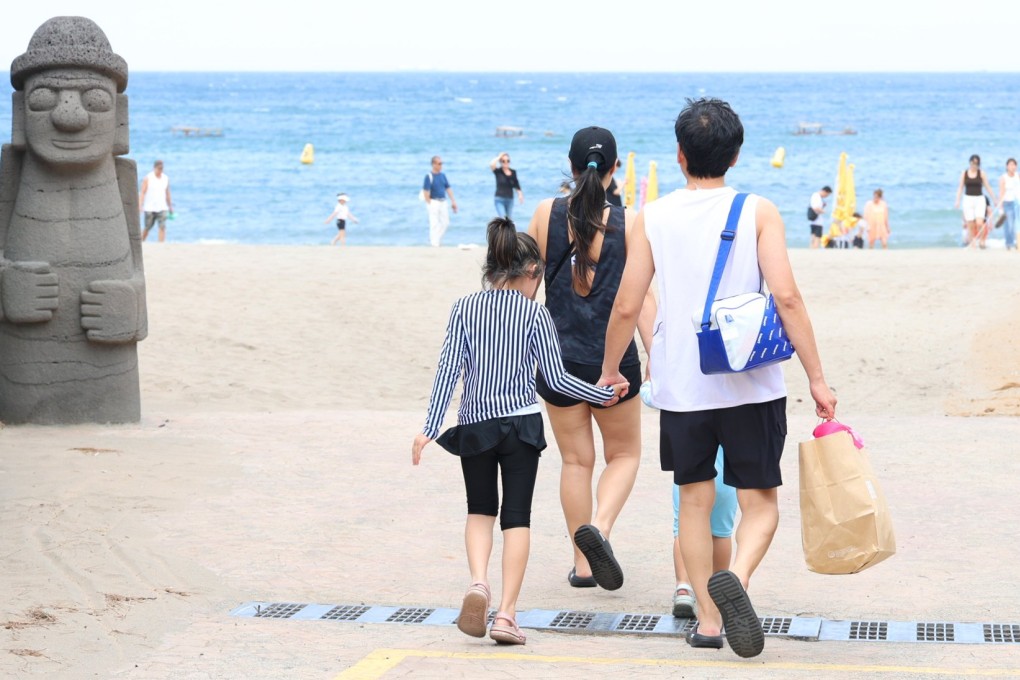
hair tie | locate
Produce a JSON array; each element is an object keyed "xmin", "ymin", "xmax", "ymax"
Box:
[{"xmin": 587, "ymin": 161, "xmax": 598, "ymax": 169}]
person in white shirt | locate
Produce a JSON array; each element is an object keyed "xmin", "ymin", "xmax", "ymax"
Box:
[
  {"xmin": 808, "ymin": 185, "xmax": 831, "ymax": 249},
  {"xmin": 997, "ymin": 158, "xmax": 1019, "ymax": 251},
  {"xmin": 139, "ymin": 160, "xmax": 173, "ymax": 242},
  {"xmin": 600, "ymin": 97, "xmax": 836, "ymax": 658},
  {"xmin": 323, "ymin": 193, "xmax": 359, "ymax": 246}
]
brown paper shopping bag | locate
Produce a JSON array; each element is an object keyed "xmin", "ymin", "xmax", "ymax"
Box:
[{"xmin": 798, "ymin": 430, "xmax": 896, "ymax": 574}]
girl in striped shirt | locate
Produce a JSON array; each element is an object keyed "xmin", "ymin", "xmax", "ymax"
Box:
[{"xmin": 412, "ymin": 218, "xmax": 627, "ymax": 646}]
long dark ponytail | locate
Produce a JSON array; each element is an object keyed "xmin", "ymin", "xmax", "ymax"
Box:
[
  {"xmin": 483, "ymin": 217, "xmax": 544, "ymax": 289},
  {"xmin": 565, "ymin": 126, "xmax": 618, "ymax": 295}
]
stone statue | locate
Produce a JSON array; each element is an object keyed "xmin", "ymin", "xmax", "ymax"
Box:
[{"xmin": 0, "ymin": 16, "xmax": 147, "ymax": 424}]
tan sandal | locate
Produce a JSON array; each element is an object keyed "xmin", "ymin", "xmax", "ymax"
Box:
[
  {"xmin": 456, "ymin": 582, "xmax": 490, "ymax": 638},
  {"xmin": 489, "ymin": 611, "xmax": 526, "ymax": 645}
]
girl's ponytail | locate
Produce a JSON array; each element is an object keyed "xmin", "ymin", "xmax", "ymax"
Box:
[{"xmin": 483, "ymin": 218, "xmax": 543, "ymax": 288}]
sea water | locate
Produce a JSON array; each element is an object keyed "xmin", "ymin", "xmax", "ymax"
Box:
[{"xmin": 1, "ymin": 72, "xmax": 1017, "ymax": 248}]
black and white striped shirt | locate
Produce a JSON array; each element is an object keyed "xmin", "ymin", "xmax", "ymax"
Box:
[{"xmin": 422, "ymin": 289, "xmax": 614, "ymax": 439}]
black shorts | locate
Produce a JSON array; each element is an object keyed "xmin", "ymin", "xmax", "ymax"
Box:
[
  {"xmin": 336, "ymin": 219, "xmax": 346, "ymax": 231},
  {"xmin": 810, "ymin": 224, "xmax": 823, "ymax": 237},
  {"xmin": 536, "ymin": 360, "xmax": 641, "ymax": 409},
  {"xmin": 659, "ymin": 397, "xmax": 787, "ymax": 489}
]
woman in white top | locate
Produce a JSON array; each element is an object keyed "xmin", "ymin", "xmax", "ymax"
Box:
[{"xmin": 997, "ymin": 158, "xmax": 1019, "ymax": 251}]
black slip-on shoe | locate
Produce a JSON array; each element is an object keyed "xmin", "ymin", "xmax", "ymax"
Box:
[
  {"xmin": 707, "ymin": 570, "xmax": 764, "ymax": 658},
  {"xmin": 567, "ymin": 567, "xmax": 597, "ymax": 588},
  {"xmin": 684, "ymin": 624, "xmax": 724, "ymax": 649},
  {"xmin": 572, "ymin": 524, "xmax": 623, "ymax": 591}
]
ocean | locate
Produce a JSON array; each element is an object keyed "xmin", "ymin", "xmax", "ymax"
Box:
[{"xmin": 2, "ymin": 71, "xmax": 1018, "ymax": 248}]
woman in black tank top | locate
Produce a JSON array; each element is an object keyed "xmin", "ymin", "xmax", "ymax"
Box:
[
  {"xmin": 526, "ymin": 126, "xmax": 656, "ymax": 591},
  {"xmin": 955, "ymin": 153, "xmax": 997, "ymax": 248}
]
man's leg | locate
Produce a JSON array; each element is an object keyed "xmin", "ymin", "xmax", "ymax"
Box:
[
  {"xmin": 677, "ymin": 480, "xmax": 718, "ymax": 630},
  {"xmin": 435, "ymin": 202, "xmax": 450, "ymax": 246},
  {"xmin": 156, "ymin": 211, "xmax": 168, "ymax": 242},
  {"xmin": 730, "ymin": 487, "xmax": 779, "ymax": 585},
  {"xmin": 428, "ymin": 201, "xmax": 443, "ymax": 247}
]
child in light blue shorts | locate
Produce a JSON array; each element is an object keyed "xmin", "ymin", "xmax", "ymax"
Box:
[{"xmin": 671, "ymin": 446, "xmax": 737, "ymax": 617}]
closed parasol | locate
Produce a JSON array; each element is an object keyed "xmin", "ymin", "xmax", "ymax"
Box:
[
  {"xmin": 646, "ymin": 161, "xmax": 659, "ymax": 205},
  {"xmin": 826, "ymin": 152, "xmax": 857, "ymax": 247},
  {"xmin": 831, "ymin": 152, "xmax": 856, "ymax": 224},
  {"xmin": 624, "ymin": 151, "xmax": 637, "ymax": 209}
]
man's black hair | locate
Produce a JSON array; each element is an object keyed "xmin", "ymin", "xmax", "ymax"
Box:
[{"xmin": 674, "ymin": 98, "xmax": 743, "ymax": 179}]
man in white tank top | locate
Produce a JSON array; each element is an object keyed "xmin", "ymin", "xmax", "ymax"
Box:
[
  {"xmin": 139, "ymin": 159, "xmax": 173, "ymax": 241},
  {"xmin": 600, "ymin": 98, "xmax": 837, "ymax": 658}
]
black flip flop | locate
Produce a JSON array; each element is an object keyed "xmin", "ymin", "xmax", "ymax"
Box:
[
  {"xmin": 684, "ymin": 623, "xmax": 723, "ymax": 649},
  {"xmin": 567, "ymin": 567, "xmax": 597, "ymax": 588},
  {"xmin": 572, "ymin": 524, "xmax": 623, "ymax": 591},
  {"xmin": 707, "ymin": 570, "xmax": 764, "ymax": 658}
]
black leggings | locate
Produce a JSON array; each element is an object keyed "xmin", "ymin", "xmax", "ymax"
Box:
[{"xmin": 460, "ymin": 428, "xmax": 540, "ymax": 531}]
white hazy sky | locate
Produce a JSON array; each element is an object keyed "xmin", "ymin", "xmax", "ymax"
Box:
[{"xmin": 0, "ymin": 0, "xmax": 1017, "ymax": 73}]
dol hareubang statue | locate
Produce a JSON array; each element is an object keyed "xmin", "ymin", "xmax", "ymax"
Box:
[{"xmin": 0, "ymin": 16, "xmax": 146, "ymax": 424}]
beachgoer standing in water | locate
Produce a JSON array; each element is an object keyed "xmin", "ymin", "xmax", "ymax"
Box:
[
  {"xmin": 489, "ymin": 152, "xmax": 524, "ymax": 219},
  {"xmin": 997, "ymin": 158, "xmax": 1019, "ymax": 251},
  {"xmin": 323, "ymin": 193, "xmax": 359, "ymax": 246},
  {"xmin": 423, "ymin": 156, "xmax": 457, "ymax": 247},
  {"xmin": 139, "ymin": 160, "xmax": 173, "ymax": 242},
  {"xmin": 955, "ymin": 154, "xmax": 996, "ymax": 248}
]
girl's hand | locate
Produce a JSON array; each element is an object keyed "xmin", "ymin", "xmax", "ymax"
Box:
[
  {"xmin": 412, "ymin": 434, "xmax": 432, "ymax": 465},
  {"xmin": 599, "ymin": 381, "xmax": 630, "ymax": 407}
]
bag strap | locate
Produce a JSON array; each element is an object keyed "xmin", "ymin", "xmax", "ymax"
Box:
[{"xmin": 700, "ymin": 192, "xmax": 748, "ymax": 331}]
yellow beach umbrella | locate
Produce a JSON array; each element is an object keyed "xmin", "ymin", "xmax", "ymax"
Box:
[
  {"xmin": 825, "ymin": 152, "xmax": 857, "ymax": 246},
  {"xmin": 845, "ymin": 162, "xmax": 857, "ymax": 221},
  {"xmin": 646, "ymin": 161, "xmax": 659, "ymax": 204},
  {"xmin": 831, "ymin": 152, "xmax": 848, "ymax": 223},
  {"xmin": 623, "ymin": 151, "xmax": 637, "ymax": 209}
]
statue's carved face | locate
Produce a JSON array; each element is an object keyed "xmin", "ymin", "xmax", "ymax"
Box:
[{"xmin": 23, "ymin": 69, "xmax": 117, "ymax": 167}]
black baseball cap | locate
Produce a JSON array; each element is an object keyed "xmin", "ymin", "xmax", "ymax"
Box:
[{"xmin": 568, "ymin": 126, "xmax": 617, "ymax": 173}]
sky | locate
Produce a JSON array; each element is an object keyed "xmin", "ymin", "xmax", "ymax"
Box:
[{"xmin": 0, "ymin": 0, "xmax": 1017, "ymax": 73}]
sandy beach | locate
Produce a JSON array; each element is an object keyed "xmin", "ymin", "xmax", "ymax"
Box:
[{"xmin": 2, "ymin": 243, "xmax": 1019, "ymax": 679}]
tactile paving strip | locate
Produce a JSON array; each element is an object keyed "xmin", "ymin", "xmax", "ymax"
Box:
[{"xmin": 229, "ymin": 601, "xmax": 1020, "ymax": 645}]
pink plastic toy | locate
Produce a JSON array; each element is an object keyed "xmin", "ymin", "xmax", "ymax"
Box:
[{"xmin": 812, "ymin": 420, "xmax": 864, "ymax": 449}]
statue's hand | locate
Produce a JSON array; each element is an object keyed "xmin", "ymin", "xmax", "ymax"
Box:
[
  {"xmin": 81, "ymin": 280, "xmax": 139, "ymax": 343},
  {"xmin": 1, "ymin": 262, "xmax": 58, "ymax": 323}
]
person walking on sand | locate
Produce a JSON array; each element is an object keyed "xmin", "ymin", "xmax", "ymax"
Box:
[
  {"xmin": 807, "ymin": 185, "xmax": 831, "ymax": 249},
  {"xmin": 863, "ymin": 188, "xmax": 890, "ymax": 249},
  {"xmin": 600, "ymin": 98, "xmax": 836, "ymax": 658},
  {"xmin": 423, "ymin": 156, "xmax": 457, "ymax": 247},
  {"xmin": 955, "ymin": 154, "xmax": 997, "ymax": 248},
  {"xmin": 412, "ymin": 217, "xmax": 627, "ymax": 646},
  {"xmin": 997, "ymin": 158, "xmax": 1019, "ymax": 251},
  {"xmin": 323, "ymin": 193, "xmax": 359, "ymax": 246},
  {"xmin": 489, "ymin": 152, "xmax": 524, "ymax": 219},
  {"xmin": 527, "ymin": 127, "xmax": 656, "ymax": 592},
  {"xmin": 139, "ymin": 160, "xmax": 173, "ymax": 242}
]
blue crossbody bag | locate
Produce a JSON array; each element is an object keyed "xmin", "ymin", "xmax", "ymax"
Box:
[{"xmin": 696, "ymin": 193, "xmax": 795, "ymax": 374}]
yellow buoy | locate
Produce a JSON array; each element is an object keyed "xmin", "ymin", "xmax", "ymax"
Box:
[
  {"xmin": 770, "ymin": 146, "xmax": 785, "ymax": 168},
  {"xmin": 300, "ymin": 143, "xmax": 315, "ymax": 165}
]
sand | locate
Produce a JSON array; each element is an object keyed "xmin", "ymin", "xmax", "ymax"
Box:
[{"xmin": 1, "ymin": 244, "xmax": 1019, "ymax": 678}]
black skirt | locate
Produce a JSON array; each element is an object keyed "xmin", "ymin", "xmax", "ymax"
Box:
[{"xmin": 436, "ymin": 413, "xmax": 547, "ymax": 458}]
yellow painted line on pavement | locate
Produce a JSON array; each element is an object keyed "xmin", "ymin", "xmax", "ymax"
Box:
[{"xmin": 335, "ymin": 647, "xmax": 1020, "ymax": 679}]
